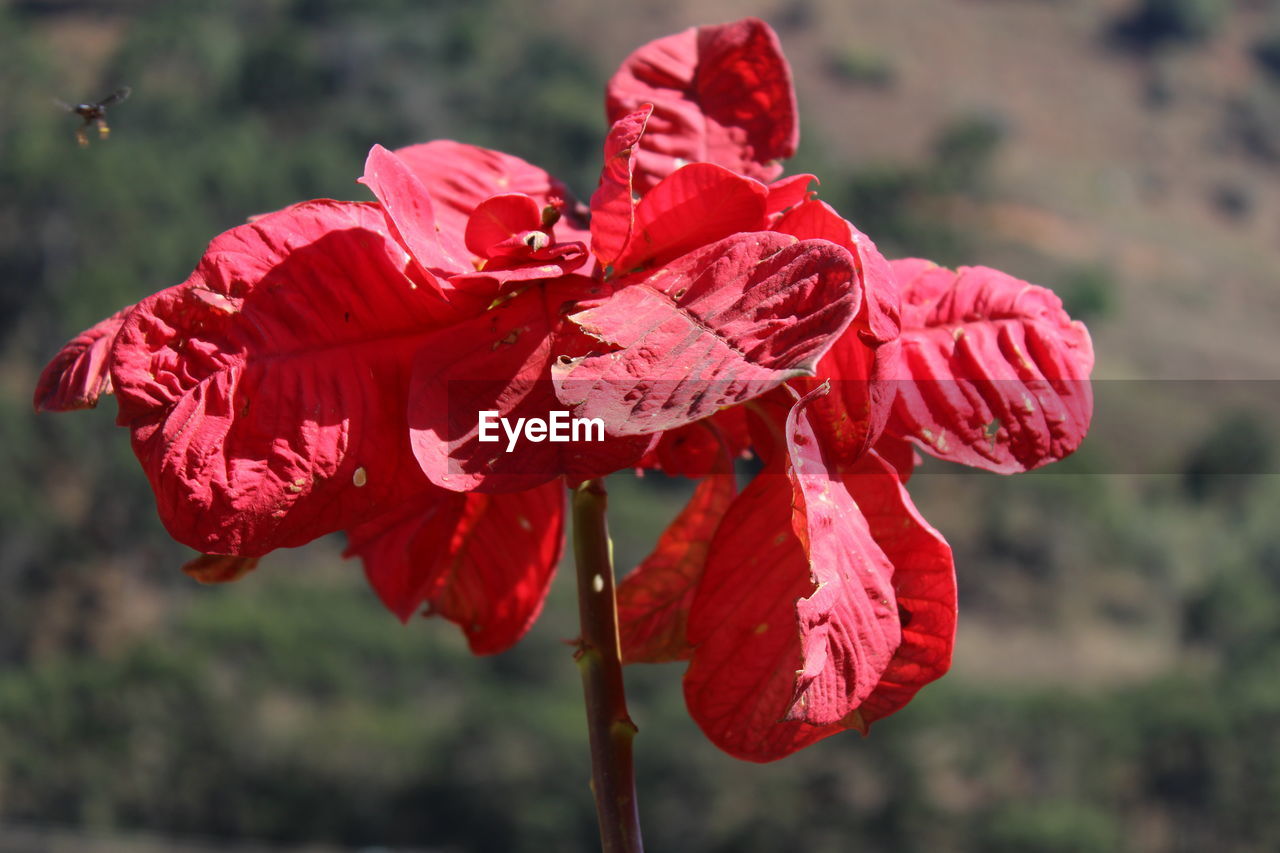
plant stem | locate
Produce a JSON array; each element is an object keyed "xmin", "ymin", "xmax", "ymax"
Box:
[{"xmin": 572, "ymin": 478, "xmax": 643, "ymax": 853}]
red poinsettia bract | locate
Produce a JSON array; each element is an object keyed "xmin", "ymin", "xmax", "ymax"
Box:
[{"xmin": 35, "ymin": 17, "xmax": 1093, "ymax": 761}]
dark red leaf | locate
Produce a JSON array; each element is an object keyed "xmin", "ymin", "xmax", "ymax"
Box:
[
  {"xmin": 34, "ymin": 307, "xmax": 130, "ymax": 412},
  {"xmin": 110, "ymin": 200, "xmax": 456, "ymax": 557},
  {"xmin": 887, "ymin": 260, "xmax": 1094, "ymax": 472},
  {"xmin": 553, "ymin": 233, "xmax": 858, "ymax": 435},
  {"xmin": 619, "ymin": 465, "xmax": 736, "ymax": 663},
  {"xmin": 648, "ymin": 406, "xmax": 751, "ymax": 478},
  {"xmin": 606, "ymin": 17, "xmax": 798, "ymax": 191},
  {"xmin": 346, "ymin": 482, "xmax": 565, "ymax": 654},
  {"xmin": 429, "ymin": 482, "xmax": 565, "ymax": 654},
  {"xmin": 797, "ymin": 334, "xmax": 902, "ymax": 469},
  {"xmin": 344, "ymin": 489, "xmax": 467, "ymax": 622}
]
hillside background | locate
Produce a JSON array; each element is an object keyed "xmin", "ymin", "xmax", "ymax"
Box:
[{"xmin": 2, "ymin": 0, "xmax": 1279, "ymax": 851}]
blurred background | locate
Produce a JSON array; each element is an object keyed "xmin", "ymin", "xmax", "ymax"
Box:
[{"xmin": 2, "ymin": 0, "xmax": 1279, "ymax": 850}]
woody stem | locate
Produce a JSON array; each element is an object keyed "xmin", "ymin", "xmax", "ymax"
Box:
[{"xmin": 571, "ymin": 478, "xmax": 643, "ymax": 853}]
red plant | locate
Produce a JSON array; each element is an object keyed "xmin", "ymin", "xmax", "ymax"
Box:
[{"xmin": 35, "ymin": 17, "xmax": 1093, "ymax": 850}]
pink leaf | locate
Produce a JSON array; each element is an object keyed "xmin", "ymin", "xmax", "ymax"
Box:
[
  {"xmin": 553, "ymin": 232, "xmax": 858, "ymax": 435},
  {"xmin": 888, "ymin": 260, "xmax": 1094, "ymax": 472},
  {"xmin": 110, "ymin": 200, "xmax": 457, "ymax": 557},
  {"xmin": 606, "ymin": 18, "xmax": 798, "ymax": 191},
  {"xmin": 34, "ymin": 307, "xmax": 130, "ymax": 412}
]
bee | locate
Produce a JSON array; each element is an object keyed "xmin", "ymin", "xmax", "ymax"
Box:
[{"xmin": 55, "ymin": 86, "xmax": 131, "ymax": 147}]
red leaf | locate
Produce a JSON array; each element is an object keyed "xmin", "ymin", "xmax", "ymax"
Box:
[
  {"xmin": 344, "ymin": 489, "xmax": 467, "ymax": 622},
  {"xmin": 606, "ymin": 18, "xmax": 798, "ymax": 191},
  {"xmin": 591, "ymin": 106, "xmax": 652, "ymax": 268},
  {"xmin": 393, "ymin": 140, "xmax": 589, "ymax": 246},
  {"xmin": 553, "ymin": 233, "xmax": 858, "ymax": 435},
  {"xmin": 430, "ymin": 482, "xmax": 565, "ymax": 654},
  {"xmin": 110, "ymin": 201, "xmax": 457, "ymax": 556},
  {"xmin": 839, "ymin": 451, "xmax": 956, "ymax": 731},
  {"xmin": 790, "ymin": 331, "xmax": 901, "ymax": 469},
  {"xmin": 464, "ymin": 193, "xmax": 543, "ymax": 259},
  {"xmin": 408, "ymin": 280, "xmax": 653, "ymax": 493},
  {"xmin": 775, "ymin": 199, "xmax": 900, "ymax": 345},
  {"xmin": 872, "ymin": 432, "xmax": 921, "ymax": 483},
  {"xmin": 772, "ymin": 201, "xmax": 904, "ymax": 464},
  {"xmin": 346, "ymin": 482, "xmax": 565, "ymax": 654},
  {"xmin": 34, "ymin": 307, "xmax": 130, "ymax": 412},
  {"xmin": 682, "ymin": 464, "xmax": 826, "ymax": 761},
  {"xmin": 360, "ymin": 144, "xmax": 465, "ymax": 279},
  {"xmin": 765, "ymin": 173, "xmax": 817, "ymax": 218},
  {"xmin": 446, "ymin": 244, "xmax": 589, "ymax": 304},
  {"xmin": 683, "ymin": 389, "xmax": 904, "ymax": 761},
  {"xmin": 365, "ymin": 145, "xmax": 584, "ymax": 290},
  {"xmin": 796, "ymin": 344, "xmax": 901, "ymax": 469},
  {"xmin": 888, "ymin": 260, "xmax": 1094, "ymax": 472},
  {"xmin": 648, "ymin": 406, "xmax": 751, "ymax": 477},
  {"xmin": 618, "ymin": 465, "xmax": 736, "ymax": 663},
  {"xmin": 783, "ymin": 388, "xmax": 900, "ymax": 725},
  {"xmin": 613, "ymin": 163, "xmax": 769, "ymax": 273}
]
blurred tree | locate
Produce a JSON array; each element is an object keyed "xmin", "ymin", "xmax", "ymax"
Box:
[
  {"xmin": 1056, "ymin": 264, "xmax": 1116, "ymax": 323},
  {"xmin": 1111, "ymin": 0, "xmax": 1227, "ymax": 50},
  {"xmin": 1181, "ymin": 410, "xmax": 1274, "ymax": 504}
]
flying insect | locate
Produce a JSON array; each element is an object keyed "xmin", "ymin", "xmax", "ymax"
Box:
[{"xmin": 56, "ymin": 86, "xmax": 131, "ymax": 147}]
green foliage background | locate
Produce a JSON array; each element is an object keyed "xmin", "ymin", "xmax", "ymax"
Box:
[{"xmin": 1, "ymin": 1, "xmax": 1278, "ymax": 851}]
